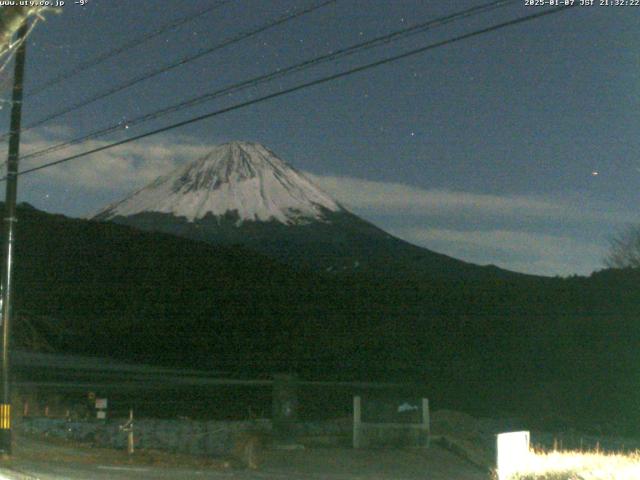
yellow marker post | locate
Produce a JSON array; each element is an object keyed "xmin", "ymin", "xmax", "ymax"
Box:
[{"xmin": 0, "ymin": 404, "xmax": 10, "ymax": 430}]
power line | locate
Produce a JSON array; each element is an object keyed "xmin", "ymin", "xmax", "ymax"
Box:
[
  {"xmin": 6, "ymin": 5, "xmax": 575, "ymax": 181},
  {"xmin": 26, "ymin": 0, "xmax": 232, "ymax": 98},
  {"xmin": 20, "ymin": 0, "xmax": 518, "ymax": 163},
  {"xmin": 8, "ymin": 0, "xmax": 336, "ymax": 142}
]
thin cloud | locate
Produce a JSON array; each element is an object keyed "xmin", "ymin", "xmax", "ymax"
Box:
[
  {"xmin": 305, "ymin": 173, "xmax": 624, "ymax": 276},
  {"xmin": 19, "ymin": 130, "xmax": 212, "ymax": 191},
  {"xmin": 393, "ymin": 227, "xmax": 605, "ymax": 276},
  {"xmin": 20, "ymin": 134, "xmax": 633, "ymax": 228},
  {"xmin": 307, "ymin": 173, "xmax": 637, "ymax": 225}
]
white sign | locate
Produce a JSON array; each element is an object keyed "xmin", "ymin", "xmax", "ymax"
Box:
[
  {"xmin": 496, "ymin": 431, "xmax": 530, "ymax": 480},
  {"xmin": 397, "ymin": 402, "xmax": 418, "ymax": 413},
  {"xmin": 96, "ymin": 410, "xmax": 106, "ymax": 420},
  {"xmin": 95, "ymin": 398, "xmax": 108, "ymax": 410}
]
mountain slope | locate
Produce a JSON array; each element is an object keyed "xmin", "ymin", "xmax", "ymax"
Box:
[
  {"xmin": 8, "ymin": 203, "xmax": 325, "ymax": 367},
  {"xmin": 93, "ymin": 141, "xmax": 524, "ymax": 279}
]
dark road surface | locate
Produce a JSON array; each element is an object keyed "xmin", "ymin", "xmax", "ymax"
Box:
[{"xmin": 0, "ymin": 435, "xmax": 489, "ymax": 480}]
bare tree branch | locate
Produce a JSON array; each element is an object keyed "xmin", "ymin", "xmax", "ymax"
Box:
[{"xmin": 605, "ymin": 225, "xmax": 640, "ymax": 269}]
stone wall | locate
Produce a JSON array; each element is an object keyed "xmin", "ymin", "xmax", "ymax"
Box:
[
  {"xmin": 19, "ymin": 416, "xmax": 353, "ymax": 455},
  {"xmin": 20, "ymin": 417, "xmax": 272, "ymax": 456}
]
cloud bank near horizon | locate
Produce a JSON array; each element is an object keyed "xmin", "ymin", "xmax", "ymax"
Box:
[
  {"xmin": 308, "ymin": 173, "xmax": 620, "ymax": 276},
  {"xmin": 16, "ymin": 132, "xmax": 629, "ymax": 276}
]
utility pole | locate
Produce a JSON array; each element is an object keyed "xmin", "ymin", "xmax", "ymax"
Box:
[{"xmin": 0, "ymin": 19, "xmax": 29, "ymax": 456}]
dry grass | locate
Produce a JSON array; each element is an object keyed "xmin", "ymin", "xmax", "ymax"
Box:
[{"xmin": 500, "ymin": 449, "xmax": 640, "ymax": 480}]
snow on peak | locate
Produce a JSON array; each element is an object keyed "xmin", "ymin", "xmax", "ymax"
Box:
[{"xmin": 95, "ymin": 141, "xmax": 342, "ymax": 225}]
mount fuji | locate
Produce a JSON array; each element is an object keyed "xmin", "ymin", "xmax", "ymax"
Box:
[{"xmin": 92, "ymin": 141, "xmax": 517, "ymax": 278}]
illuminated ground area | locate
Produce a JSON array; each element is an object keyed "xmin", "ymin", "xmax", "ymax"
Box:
[{"xmin": 503, "ymin": 450, "xmax": 640, "ymax": 480}]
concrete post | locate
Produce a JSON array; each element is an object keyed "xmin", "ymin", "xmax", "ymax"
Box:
[
  {"xmin": 272, "ymin": 374, "xmax": 298, "ymax": 444},
  {"xmin": 353, "ymin": 395, "xmax": 362, "ymax": 448},
  {"xmin": 422, "ymin": 398, "xmax": 430, "ymax": 448},
  {"xmin": 127, "ymin": 409, "xmax": 134, "ymax": 455}
]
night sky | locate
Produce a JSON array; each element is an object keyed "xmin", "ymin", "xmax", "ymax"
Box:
[{"xmin": 0, "ymin": 0, "xmax": 638, "ymax": 276}]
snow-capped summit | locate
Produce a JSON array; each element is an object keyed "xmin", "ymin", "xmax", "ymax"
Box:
[{"xmin": 94, "ymin": 141, "xmax": 341, "ymax": 225}]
